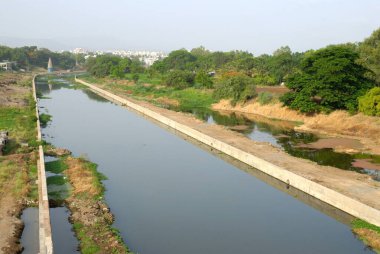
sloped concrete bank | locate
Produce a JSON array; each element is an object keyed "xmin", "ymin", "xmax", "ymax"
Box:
[
  {"xmin": 32, "ymin": 75, "xmax": 53, "ymax": 254},
  {"xmin": 75, "ymin": 77, "xmax": 380, "ymax": 227}
]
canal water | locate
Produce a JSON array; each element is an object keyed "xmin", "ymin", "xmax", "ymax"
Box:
[{"xmin": 36, "ymin": 79, "xmax": 374, "ymax": 254}]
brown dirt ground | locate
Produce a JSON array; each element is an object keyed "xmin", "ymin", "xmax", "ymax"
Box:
[
  {"xmin": 0, "ymin": 73, "xmax": 31, "ymax": 107},
  {"xmin": 212, "ymin": 99, "xmax": 380, "ymax": 155},
  {"xmin": 87, "ymin": 83, "xmax": 380, "ymax": 213}
]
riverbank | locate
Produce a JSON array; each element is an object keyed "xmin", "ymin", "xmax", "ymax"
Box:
[
  {"xmin": 0, "ymin": 73, "xmax": 39, "ymax": 254},
  {"xmin": 45, "ymin": 155, "xmax": 131, "ymax": 253},
  {"xmin": 213, "ymin": 99, "xmax": 380, "ymax": 155},
  {"xmin": 76, "ymin": 77, "xmax": 380, "ymax": 251}
]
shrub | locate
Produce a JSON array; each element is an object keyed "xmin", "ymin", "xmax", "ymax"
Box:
[
  {"xmin": 358, "ymin": 87, "xmax": 380, "ymax": 116},
  {"xmin": 213, "ymin": 75, "xmax": 257, "ymax": 105},
  {"xmin": 195, "ymin": 70, "xmax": 213, "ymax": 88},
  {"xmin": 257, "ymin": 92, "xmax": 274, "ymax": 105},
  {"xmin": 164, "ymin": 70, "xmax": 195, "ymax": 89}
]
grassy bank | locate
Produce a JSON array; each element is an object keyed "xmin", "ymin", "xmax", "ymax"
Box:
[
  {"xmin": 46, "ymin": 156, "xmax": 132, "ymax": 254},
  {"xmin": 0, "ymin": 72, "xmax": 39, "ymax": 253},
  {"xmin": 352, "ymin": 219, "xmax": 380, "ymax": 253},
  {"xmin": 80, "ymin": 75, "xmax": 216, "ymax": 111}
]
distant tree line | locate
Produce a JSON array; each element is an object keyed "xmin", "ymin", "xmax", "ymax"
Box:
[
  {"xmin": 85, "ymin": 27, "xmax": 380, "ymax": 116},
  {"xmin": 0, "ymin": 45, "xmax": 78, "ymax": 70}
]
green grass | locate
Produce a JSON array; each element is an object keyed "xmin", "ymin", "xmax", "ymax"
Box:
[
  {"xmin": 45, "ymin": 159, "xmax": 68, "ymax": 174},
  {"xmin": 0, "ymin": 96, "xmax": 37, "ymax": 154},
  {"xmin": 125, "ymin": 73, "xmax": 163, "ymax": 85},
  {"xmin": 28, "ymin": 164, "xmax": 38, "ymax": 201},
  {"xmin": 352, "ymin": 219, "xmax": 380, "ymax": 234},
  {"xmin": 73, "ymin": 222, "xmax": 101, "ymax": 254}
]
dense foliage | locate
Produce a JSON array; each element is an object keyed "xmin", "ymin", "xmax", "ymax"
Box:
[
  {"xmin": 151, "ymin": 46, "xmax": 303, "ymax": 86},
  {"xmin": 86, "ymin": 55, "xmax": 144, "ymax": 78},
  {"xmin": 358, "ymin": 87, "xmax": 380, "ymax": 116},
  {"xmin": 0, "ymin": 45, "xmax": 77, "ymax": 70},
  {"xmin": 358, "ymin": 28, "xmax": 380, "ymax": 85},
  {"xmin": 213, "ymin": 75, "xmax": 257, "ymax": 105},
  {"xmin": 164, "ymin": 70, "xmax": 195, "ymax": 88},
  {"xmin": 280, "ymin": 45, "xmax": 374, "ymax": 113}
]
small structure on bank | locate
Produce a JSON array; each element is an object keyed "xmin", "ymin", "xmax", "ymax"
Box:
[
  {"xmin": 0, "ymin": 60, "xmax": 17, "ymax": 71},
  {"xmin": 47, "ymin": 58, "xmax": 53, "ymax": 73}
]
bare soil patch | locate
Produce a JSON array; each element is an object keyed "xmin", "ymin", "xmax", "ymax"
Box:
[{"xmin": 353, "ymin": 160, "xmax": 380, "ymax": 171}]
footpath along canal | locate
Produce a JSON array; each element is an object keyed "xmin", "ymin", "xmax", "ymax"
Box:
[{"xmin": 36, "ymin": 78, "xmax": 374, "ymax": 254}]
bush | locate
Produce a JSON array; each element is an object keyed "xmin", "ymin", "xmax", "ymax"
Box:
[
  {"xmin": 213, "ymin": 75, "xmax": 256, "ymax": 105},
  {"xmin": 164, "ymin": 70, "xmax": 195, "ymax": 89},
  {"xmin": 257, "ymin": 92, "xmax": 274, "ymax": 105},
  {"xmin": 358, "ymin": 87, "xmax": 380, "ymax": 116},
  {"xmin": 195, "ymin": 71, "xmax": 213, "ymax": 88}
]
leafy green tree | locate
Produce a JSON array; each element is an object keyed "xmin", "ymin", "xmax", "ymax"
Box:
[
  {"xmin": 358, "ymin": 28, "xmax": 380, "ymax": 84},
  {"xmin": 281, "ymin": 45, "xmax": 374, "ymax": 113},
  {"xmin": 358, "ymin": 87, "xmax": 380, "ymax": 116},
  {"xmin": 195, "ymin": 70, "xmax": 213, "ymax": 88},
  {"xmin": 152, "ymin": 49, "xmax": 196, "ymax": 72},
  {"xmin": 164, "ymin": 70, "xmax": 195, "ymax": 88},
  {"xmin": 213, "ymin": 75, "xmax": 257, "ymax": 105},
  {"xmin": 86, "ymin": 55, "xmax": 121, "ymax": 77}
]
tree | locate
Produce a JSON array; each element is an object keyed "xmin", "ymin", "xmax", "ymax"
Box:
[
  {"xmin": 358, "ymin": 27, "xmax": 380, "ymax": 84},
  {"xmin": 152, "ymin": 49, "xmax": 196, "ymax": 72},
  {"xmin": 280, "ymin": 45, "xmax": 374, "ymax": 113},
  {"xmin": 358, "ymin": 87, "xmax": 380, "ymax": 116},
  {"xmin": 164, "ymin": 70, "xmax": 195, "ymax": 89},
  {"xmin": 213, "ymin": 75, "xmax": 257, "ymax": 105}
]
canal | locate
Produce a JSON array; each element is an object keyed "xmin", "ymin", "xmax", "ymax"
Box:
[{"xmin": 36, "ymin": 78, "xmax": 373, "ymax": 254}]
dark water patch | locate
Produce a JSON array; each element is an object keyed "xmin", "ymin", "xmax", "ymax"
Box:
[
  {"xmin": 50, "ymin": 207, "xmax": 80, "ymax": 254},
  {"xmin": 36, "ymin": 78, "xmax": 374, "ymax": 254},
  {"xmin": 20, "ymin": 208, "xmax": 39, "ymax": 254}
]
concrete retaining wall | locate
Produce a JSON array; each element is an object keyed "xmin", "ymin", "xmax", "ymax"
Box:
[
  {"xmin": 33, "ymin": 75, "xmax": 53, "ymax": 254},
  {"xmin": 76, "ymin": 77, "xmax": 380, "ymax": 227}
]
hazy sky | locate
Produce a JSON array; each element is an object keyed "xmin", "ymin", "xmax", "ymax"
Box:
[{"xmin": 1, "ymin": 0, "xmax": 379, "ymax": 54}]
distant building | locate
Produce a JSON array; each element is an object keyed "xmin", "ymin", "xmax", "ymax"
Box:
[
  {"xmin": 0, "ymin": 61, "xmax": 17, "ymax": 71},
  {"xmin": 47, "ymin": 58, "xmax": 53, "ymax": 73}
]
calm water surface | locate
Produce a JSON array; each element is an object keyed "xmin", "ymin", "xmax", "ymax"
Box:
[{"xmin": 37, "ymin": 80, "xmax": 373, "ymax": 254}]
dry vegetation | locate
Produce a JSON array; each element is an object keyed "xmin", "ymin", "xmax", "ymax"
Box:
[{"xmin": 63, "ymin": 157, "xmax": 131, "ymax": 254}]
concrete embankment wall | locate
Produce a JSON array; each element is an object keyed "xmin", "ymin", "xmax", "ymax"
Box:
[
  {"xmin": 33, "ymin": 75, "xmax": 53, "ymax": 254},
  {"xmin": 75, "ymin": 77, "xmax": 380, "ymax": 227}
]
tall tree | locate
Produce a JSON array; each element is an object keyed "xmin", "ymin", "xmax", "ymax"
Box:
[
  {"xmin": 358, "ymin": 28, "xmax": 380, "ymax": 85},
  {"xmin": 281, "ymin": 45, "xmax": 374, "ymax": 113}
]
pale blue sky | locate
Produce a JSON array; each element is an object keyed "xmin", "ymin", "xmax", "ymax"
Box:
[{"xmin": 0, "ymin": 0, "xmax": 379, "ymax": 54}]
